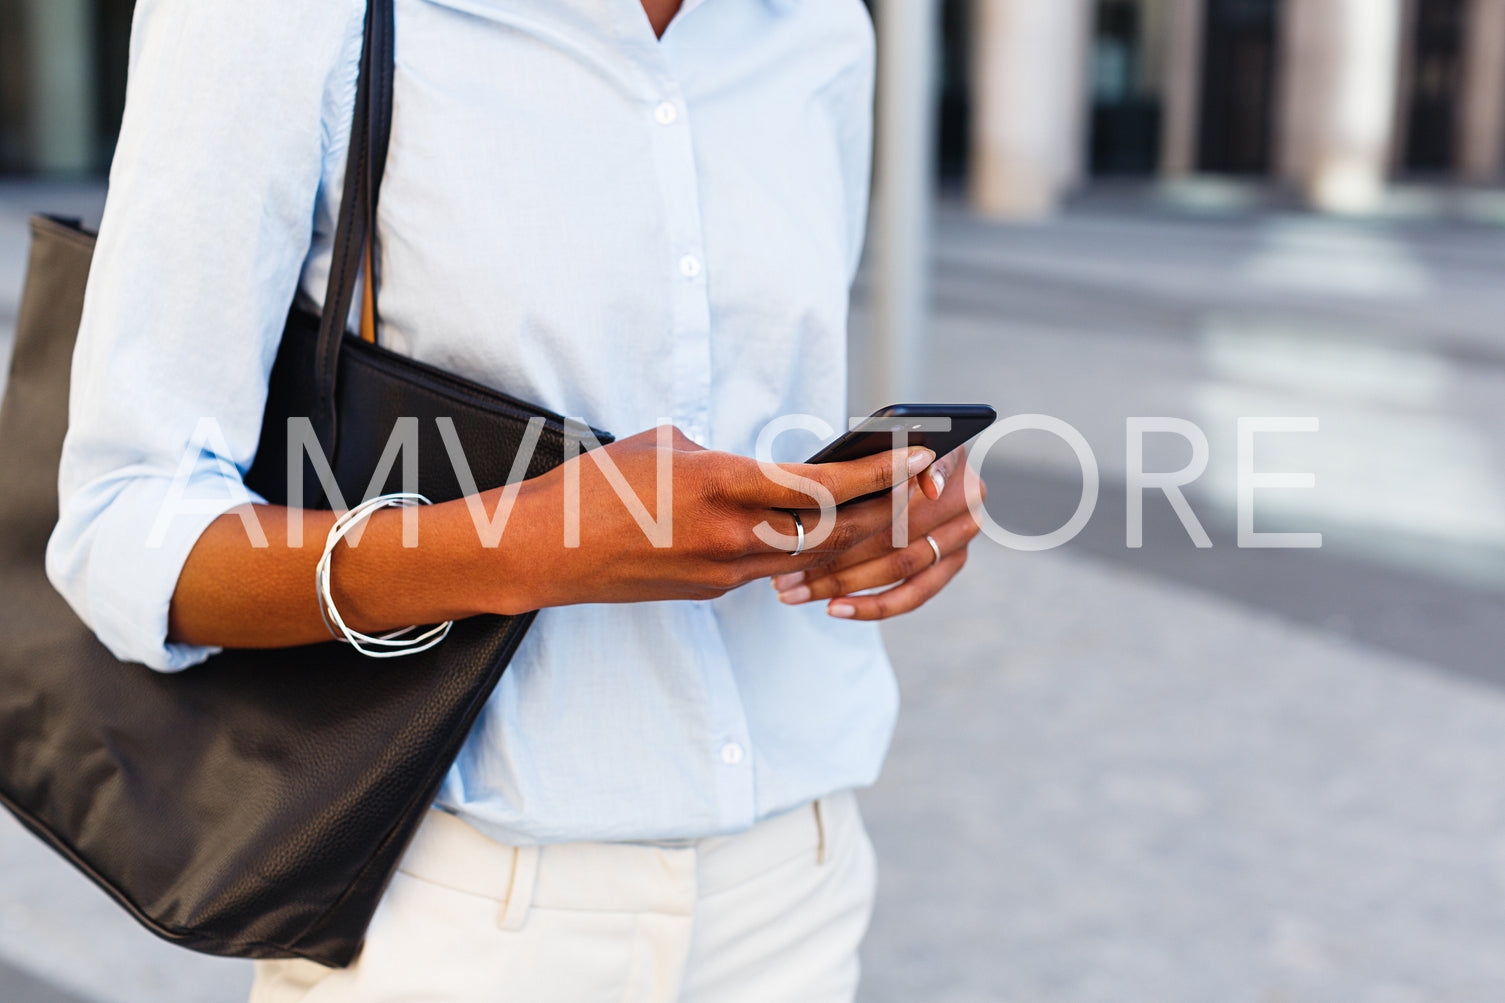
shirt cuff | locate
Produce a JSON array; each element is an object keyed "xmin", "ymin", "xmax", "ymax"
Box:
[{"xmin": 47, "ymin": 468, "xmax": 269, "ymax": 673}]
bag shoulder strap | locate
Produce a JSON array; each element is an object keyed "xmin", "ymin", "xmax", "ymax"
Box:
[{"xmin": 312, "ymin": 0, "xmax": 394, "ymax": 453}]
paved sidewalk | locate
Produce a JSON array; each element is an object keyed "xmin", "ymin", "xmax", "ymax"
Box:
[
  {"xmin": 0, "ymin": 812, "xmax": 251, "ymax": 1002},
  {"xmin": 864, "ymin": 539, "xmax": 1505, "ymax": 1002},
  {"xmin": 0, "ymin": 962, "xmax": 87, "ymax": 1003}
]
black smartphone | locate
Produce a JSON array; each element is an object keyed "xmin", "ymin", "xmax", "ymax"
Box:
[{"xmin": 805, "ymin": 403, "xmax": 997, "ymax": 504}]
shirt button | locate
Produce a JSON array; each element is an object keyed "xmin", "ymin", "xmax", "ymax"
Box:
[
  {"xmin": 654, "ymin": 101, "xmax": 678, "ymax": 125},
  {"xmin": 679, "ymin": 254, "xmax": 702, "ymax": 279},
  {"xmin": 719, "ymin": 742, "xmax": 745, "ymax": 766}
]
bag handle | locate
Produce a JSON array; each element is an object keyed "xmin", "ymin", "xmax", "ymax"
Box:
[{"xmin": 312, "ymin": 0, "xmax": 395, "ymax": 455}]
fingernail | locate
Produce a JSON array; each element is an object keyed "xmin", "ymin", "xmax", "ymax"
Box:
[
  {"xmin": 772, "ymin": 571, "xmax": 805, "ymax": 591},
  {"xmin": 931, "ymin": 468, "xmax": 946, "ymax": 495},
  {"xmin": 779, "ymin": 585, "xmax": 812, "ymax": 605},
  {"xmin": 907, "ymin": 448, "xmax": 936, "ymax": 477},
  {"xmin": 828, "ymin": 602, "xmax": 856, "ymax": 618}
]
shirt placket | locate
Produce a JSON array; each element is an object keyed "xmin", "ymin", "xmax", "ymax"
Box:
[
  {"xmin": 645, "ymin": 87, "xmax": 712, "ymax": 446},
  {"xmin": 643, "ymin": 71, "xmax": 757, "ymax": 833}
]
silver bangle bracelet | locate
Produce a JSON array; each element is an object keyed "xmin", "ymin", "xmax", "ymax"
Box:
[{"xmin": 315, "ymin": 492, "xmax": 453, "ymax": 659}]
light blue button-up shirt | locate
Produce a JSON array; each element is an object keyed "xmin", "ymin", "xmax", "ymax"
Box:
[{"xmin": 46, "ymin": 0, "xmax": 898, "ymax": 845}]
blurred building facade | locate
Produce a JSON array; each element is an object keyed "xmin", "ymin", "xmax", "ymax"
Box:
[
  {"xmin": 4, "ymin": 0, "xmax": 1504, "ymax": 220},
  {"xmin": 956, "ymin": 0, "xmax": 1505, "ymax": 217}
]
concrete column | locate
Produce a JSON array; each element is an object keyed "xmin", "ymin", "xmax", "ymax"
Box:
[
  {"xmin": 1278, "ymin": 0, "xmax": 1407, "ymax": 213},
  {"xmin": 25, "ymin": 0, "xmax": 97, "ymax": 172},
  {"xmin": 870, "ymin": 0, "xmax": 940, "ymax": 405},
  {"xmin": 1160, "ymin": 0, "xmax": 1206, "ymax": 176},
  {"xmin": 1387, "ymin": 0, "xmax": 1420, "ymax": 172},
  {"xmin": 969, "ymin": 0, "xmax": 1093, "ymax": 220},
  {"xmin": 1460, "ymin": 0, "xmax": 1505, "ymax": 181}
]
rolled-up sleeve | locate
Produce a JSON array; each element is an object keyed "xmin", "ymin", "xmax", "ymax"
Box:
[{"xmin": 45, "ymin": 0, "xmax": 362, "ymax": 671}]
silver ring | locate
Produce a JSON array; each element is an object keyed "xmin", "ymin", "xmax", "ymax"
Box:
[
  {"xmin": 923, "ymin": 533, "xmax": 942, "ymax": 567},
  {"xmin": 789, "ymin": 511, "xmax": 806, "ymax": 557}
]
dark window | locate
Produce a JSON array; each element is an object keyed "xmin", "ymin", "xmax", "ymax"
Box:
[
  {"xmin": 0, "ymin": 0, "xmax": 34, "ymax": 172},
  {"xmin": 1089, "ymin": 0, "xmax": 1163, "ymax": 176},
  {"xmin": 937, "ymin": 0, "xmax": 972, "ymax": 183},
  {"xmin": 1198, "ymin": 0, "xmax": 1281, "ymax": 175},
  {"xmin": 1404, "ymin": 0, "xmax": 1465, "ymax": 172},
  {"xmin": 95, "ymin": 0, "xmax": 136, "ymax": 168}
]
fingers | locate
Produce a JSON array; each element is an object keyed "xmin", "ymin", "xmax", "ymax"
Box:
[
  {"xmin": 773, "ymin": 454, "xmax": 972, "ymax": 588},
  {"xmin": 742, "ymin": 447, "xmax": 935, "ymax": 510},
  {"xmin": 770, "ymin": 528, "xmax": 890, "ymax": 591},
  {"xmin": 824, "ymin": 548, "xmax": 968, "ymax": 621},
  {"xmin": 741, "ymin": 493, "xmax": 911, "ymax": 579},
  {"xmin": 918, "ymin": 444, "xmax": 967, "ymax": 502},
  {"xmin": 776, "ymin": 508, "xmax": 978, "ymax": 605}
]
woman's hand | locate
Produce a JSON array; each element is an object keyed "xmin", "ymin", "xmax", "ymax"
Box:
[
  {"xmin": 489, "ymin": 426, "xmax": 936, "ymax": 613},
  {"xmin": 767, "ymin": 445, "xmax": 985, "ymax": 620}
]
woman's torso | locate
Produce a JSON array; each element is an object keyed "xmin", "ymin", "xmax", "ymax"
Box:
[{"xmin": 293, "ymin": 0, "xmax": 900, "ymax": 844}]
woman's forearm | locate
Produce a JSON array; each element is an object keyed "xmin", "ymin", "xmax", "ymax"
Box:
[
  {"xmin": 165, "ymin": 430, "xmax": 934, "ymax": 652},
  {"xmin": 167, "ymin": 495, "xmax": 519, "ymax": 649}
]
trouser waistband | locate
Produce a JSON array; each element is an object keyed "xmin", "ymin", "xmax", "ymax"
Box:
[{"xmin": 394, "ymin": 792, "xmax": 855, "ymax": 931}]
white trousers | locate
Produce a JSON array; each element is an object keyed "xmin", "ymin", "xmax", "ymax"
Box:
[{"xmin": 249, "ymin": 790, "xmax": 877, "ymax": 1003}]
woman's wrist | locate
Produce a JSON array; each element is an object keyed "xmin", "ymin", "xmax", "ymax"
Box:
[
  {"xmin": 433, "ymin": 481, "xmax": 550, "ymax": 619},
  {"xmin": 169, "ymin": 485, "xmax": 550, "ymax": 652},
  {"xmin": 325, "ymin": 496, "xmax": 511, "ymax": 630}
]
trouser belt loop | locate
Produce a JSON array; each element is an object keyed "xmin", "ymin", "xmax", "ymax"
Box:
[
  {"xmin": 498, "ymin": 844, "xmax": 540, "ymax": 931},
  {"xmin": 814, "ymin": 798, "xmax": 828, "ymax": 866}
]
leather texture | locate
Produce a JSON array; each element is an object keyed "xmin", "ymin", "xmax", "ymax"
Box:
[{"xmin": 0, "ymin": 0, "xmax": 609, "ymax": 969}]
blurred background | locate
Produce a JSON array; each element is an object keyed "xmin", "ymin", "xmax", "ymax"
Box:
[{"xmin": 2, "ymin": 0, "xmax": 1505, "ymax": 1001}]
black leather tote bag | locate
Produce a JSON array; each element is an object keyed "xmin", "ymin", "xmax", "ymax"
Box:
[{"xmin": 0, "ymin": 0, "xmax": 607, "ymax": 967}]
